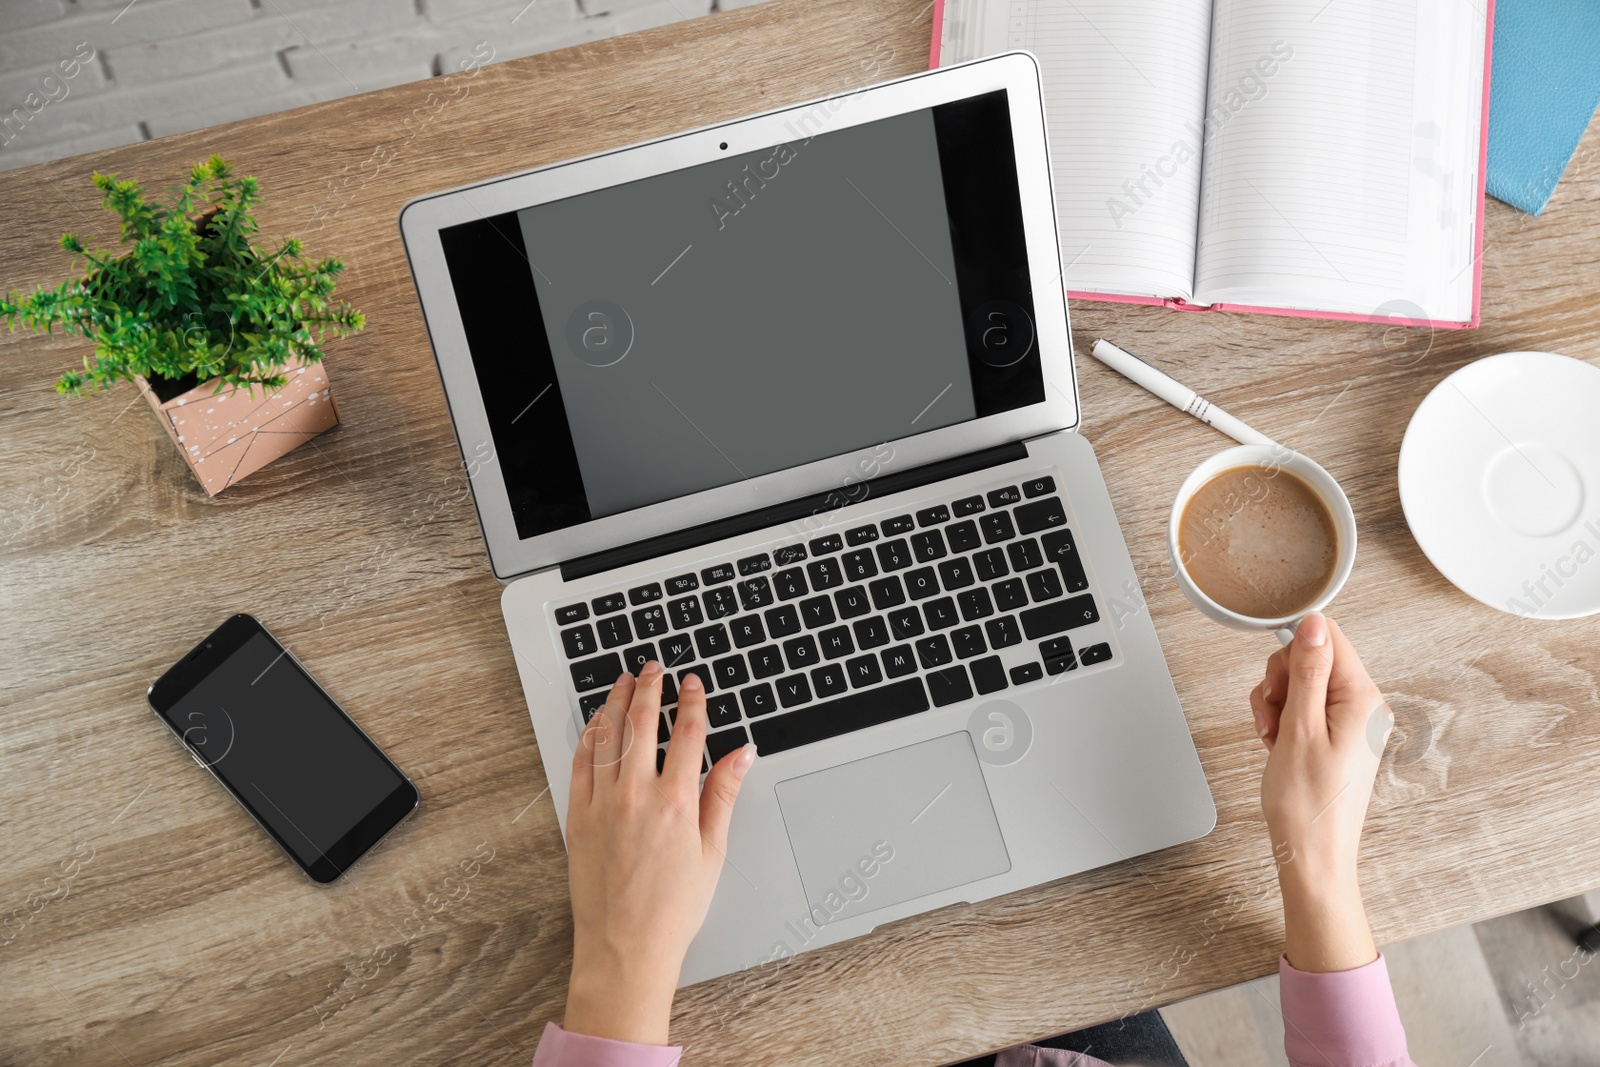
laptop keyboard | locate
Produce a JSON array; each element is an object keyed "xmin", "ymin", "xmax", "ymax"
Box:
[{"xmin": 556, "ymin": 476, "xmax": 1115, "ymax": 772}]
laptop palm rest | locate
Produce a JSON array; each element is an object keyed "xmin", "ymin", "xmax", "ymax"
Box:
[{"xmin": 774, "ymin": 732, "xmax": 1011, "ymax": 926}]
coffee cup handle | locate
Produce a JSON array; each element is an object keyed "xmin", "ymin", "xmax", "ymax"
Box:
[{"xmin": 1274, "ymin": 623, "xmax": 1297, "ymax": 647}]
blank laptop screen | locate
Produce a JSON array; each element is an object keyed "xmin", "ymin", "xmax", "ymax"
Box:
[{"xmin": 439, "ymin": 89, "xmax": 1044, "ymax": 541}]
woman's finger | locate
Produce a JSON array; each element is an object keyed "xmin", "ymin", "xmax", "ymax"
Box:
[
  {"xmin": 700, "ymin": 743, "xmax": 755, "ymax": 861},
  {"xmin": 663, "ymin": 672, "xmax": 709, "ymax": 787},
  {"xmin": 1249, "ymin": 680, "xmax": 1280, "ymax": 751},
  {"xmin": 588, "ymin": 672, "xmax": 635, "ymax": 786},
  {"xmin": 620, "ymin": 662, "xmax": 666, "ymax": 784}
]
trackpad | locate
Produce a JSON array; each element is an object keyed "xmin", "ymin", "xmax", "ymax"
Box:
[{"xmin": 774, "ymin": 732, "xmax": 1010, "ymax": 925}]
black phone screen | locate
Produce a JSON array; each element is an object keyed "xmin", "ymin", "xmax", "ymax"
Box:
[{"xmin": 150, "ymin": 615, "xmax": 415, "ymax": 882}]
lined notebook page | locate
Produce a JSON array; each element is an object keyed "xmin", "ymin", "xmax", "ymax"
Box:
[
  {"xmin": 944, "ymin": 0, "xmax": 1212, "ymax": 300},
  {"xmin": 1193, "ymin": 0, "xmax": 1484, "ymax": 320}
]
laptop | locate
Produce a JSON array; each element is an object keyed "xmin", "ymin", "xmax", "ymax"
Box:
[{"xmin": 399, "ymin": 52, "xmax": 1215, "ymax": 985}]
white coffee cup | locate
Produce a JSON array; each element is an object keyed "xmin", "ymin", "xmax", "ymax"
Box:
[{"xmin": 1167, "ymin": 444, "xmax": 1358, "ymax": 645}]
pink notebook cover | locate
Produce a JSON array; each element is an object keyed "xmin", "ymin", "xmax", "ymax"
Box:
[{"xmin": 928, "ymin": 0, "xmax": 1495, "ymax": 330}]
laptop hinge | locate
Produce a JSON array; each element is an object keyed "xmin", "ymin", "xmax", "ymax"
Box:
[{"xmin": 558, "ymin": 441, "xmax": 1030, "ymax": 582}]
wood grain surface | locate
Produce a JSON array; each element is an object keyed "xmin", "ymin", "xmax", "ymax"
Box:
[{"xmin": 3, "ymin": 1, "xmax": 1598, "ymax": 1063}]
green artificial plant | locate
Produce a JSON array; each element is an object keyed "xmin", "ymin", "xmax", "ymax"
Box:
[{"xmin": 1, "ymin": 155, "xmax": 363, "ymax": 396}]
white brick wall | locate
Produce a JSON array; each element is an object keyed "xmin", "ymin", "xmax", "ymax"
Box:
[{"xmin": 0, "ymin": 0, "xmax": 765, "ymax": 173}]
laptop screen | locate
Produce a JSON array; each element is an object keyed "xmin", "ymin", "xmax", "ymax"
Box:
[{"xmin": 439, "ymin": 89, "xmax": 1045, "ymax": 541}]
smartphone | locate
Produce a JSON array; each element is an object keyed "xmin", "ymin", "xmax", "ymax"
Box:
[{"xmin": 147, "ymin": 614, "xmax": 418, "ymax": 883}]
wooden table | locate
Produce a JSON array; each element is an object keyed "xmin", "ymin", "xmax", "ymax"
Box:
[{"xmin": 3, "ymin": 1, "xmax": 1598, "ymax": 1062}]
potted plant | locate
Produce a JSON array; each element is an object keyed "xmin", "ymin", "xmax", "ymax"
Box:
[{"xmin": 1, "ymin": 155, "xmax": 363, "ymax": 495}]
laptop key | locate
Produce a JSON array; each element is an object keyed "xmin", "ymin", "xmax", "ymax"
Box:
[
  {"xmin": 808, "ymin": 534, "xmax": 843, "ymax": 555},
  {"xmin": 845, "ymin": 524, "xmax": 880, "ymax": 546},
  {"xmin": 622, "ymin": 643, "xmax": 658, "ymax": 675},
  {"xmin": 876, "ymin": 538, "xmax": 912, "ymax": 571},
  {"xmin": 678, "ymin": 664, "xmax": 713, "ymax": 693},
  {"xmin": 953, "ymin": 495, "xmax": 986, "ymax": 516},
  {"xmin": 818, "ymin": 626, "xmax": 854, "ymax": 660},
  {"xmin": 706, "ymin": 694, "xmax": 743, "ymax": 728},
  {"xmin": 713, "ymin": 654, "xmax": 750, "ymax": 689},
  {"xmin": 980, "ymin": 512, "xmax": 1016, "ymax": 544},
  {"xmin": 669, "ymin": 596, "xmax": 703, "ymax": 629},
  {"xmin": 773, "ymin": 544, "xmax": 807, "ymax": 566},
  {"xmin": 911, "ymin": 529, "xmax": 947, "ymax": 563},
  {"xmin": 938, "ymin": 556, "xmax": 975, "ymax": 590},
  {"xmin": 840, "ymin": 549, "xmax": 878, "ymax": 583},
  {"xmin": 985, "ymin": 615, "xmax": 1022, "ymax": 649},
  {"xmin": 702, "ymin": 563, "xmax": 736, "ymax": 585},
  {"xmin": 974, "ymin": 548, "xmax": 1009, "ymax": 581},
  {"xmin": 1027, "ymin": 569, "xmax": 1064, "ymax": 602},
  {"xmin": 738, "ymin": 553, "xmax": 772, "ymax": 575},
  {"xmin": 783, "ymin": 635, "xmax": 820, "ymax": 670},
  {"xmin": 738, "ymin": 576, "xmax": 774, "ymax": 611},
  {"xmin": 661, "ymin": 673, "xmax": 678, "ymax": 706},
  {"xmin": 807, "ymin": 558, "xmax": 843, "ymax": 591},
  {"xmin": 776, "ymin": 674, "xmax": 813, "ymax": 708},
  {"xmin": 988, "ymin": 485, "xmax": 1022, "ymax": 507},
  {"xmin": 1021, "ymin": 594, "xmax": 1100, "ymax": 639},
  {"xmin": 659, "ymin": 712, "xmax": 671, "ymax": 743},
  {"xmin": 1046, "ymin": 651, "xmax": 1077, "ymax": 675},
  {"xmin": 570, "ymin": 653, "xmax": 623, "ymax": 692},
  {"xmin": 1023, "ymin": 476, "xmax": 1056, "ymax": 498},
  {"xmin": 881, "ymin": 644, "xmax": 917, "ymax": 677},
  {"xmin": 970, "ymin": 656, "xmax": 1007, "ymax": 695},
  {"xmin": 706, "ymin": 725, "xmax": 749, "ymax": 765},
  {"xmin": 665, "ymin": 573, "xmax": 699, "ymax": 596},
  {"xmin": 694, "ymin": 624, "xmax": 731, "ymax": 658},
  {"xmin": 1010, "ymin": 662, "xmax": 1043, "ymax": 685},
  {"xmin": 799, "ymin": 596, "xmax": 836, "ymax": 628},
  {"xmin": 958, "ymin": 587, "xmax": 994, "ymax": 622},
  {"xmin": 993, "ymin": 578, "xmax": 1027, "ymax": 611},
  {"xmin": 555, "ymin": 603, "xmax": 589, "ymax": 625},
  {"xmin": 952, "ymin": 626, "xmax": 987, "ymax": 659},
  {"xmin": 1042, "ymin": 529, "xmax": 1089, "ymax": 593},
  {"xmin": 845, "ymin": 653, "xmax": 883, "ymax": 688},
  {"xmin": 703, "ymin": 587, "xmax": 738, "ymax": 619},
  {"xmin": 916, "ymin": 634, "xmax": 953, "ymax": 669},
  {"xmin": 888, "ymin": 606, "xmax": 924, "ymax": 640},
  {"xmin": 1008, "ymin": 538, "xmax": 1044, "ymax": 572},
  {"xmin": 1015, "ymin": 497, "xmax": 1066, "ymax": 535},
  {"xmin": 629, "ymin": 583, "xmax": 663, "ymax": 605},
  {"xmin": 881, "ymin": 515, "xmax": 915, "ymax": 536},
  {"xmin": 597, "ymin": 616, "xmax": 632, "ymax": 648},
  {"xmin": 926, "ymin": 665, "xmax": 973, "ymax": 707},
  {"xmin": 579, "ymin": 691, "xmax": 609, "ymax": 721},
  {"xmin": 764, "ymin": 604, "xmax": 802, "ymax": 638},
  {"xmin": 748, "ymin": 677, "xmax": 929, "ymax": 756},
  {"xmin": 835, "ymin": 585, "xmax": 871, "ymax": 619},
  {"xmin": 560, "ymin": 625, "xmax": 597, "ymax": 658},
  {"xmin": 946, "ymin": 520, "xmax": 981, "ymax": 553},
  {"xmin": 811, "ymin": 663, "xmax": 848, "ymax": 698},
  {"xmin": 741, "ymin": 683, "xmax": 778, "ymax": 717},
  {"xmin": 1079, "ymin": 642, "xmax": 1114, "ymax": 666},
  {"xmin": 852, "ymin": 616, "xmax": 890, "ymax": 649},
  {"xmin": 905, "ymin": 567, "xmax": 940, "ymax": 600},
  {"xmin": 633, "ymin": 605, "xmax": 668, "ymax": 638},
  {"xmin": 922, "ymin": 597, "xmax": 959, "ymax": 631},
  {"xmin": 660, "ymin": 633, "xmax": 695, "ymax": 668},
  {"xmin": 774, "ymin": 568, "xmax": 808, "ymax": 600},
  {"xmin": 869, "ymin": 575, "xmax": 906, "ymax": 610},
  {"xmin": 916, "ymin": 504, "xmax": 951, "ymax": 527},
  {"xmin": 731, "ymin": 615, "xmax": 766, "ymax": 648},
  {"xmin": 592, "ymin": 592, "xmax": 626, "ymax": 615},
  {"xmin": 748, "ymin": 644, "xmax": 785, "ymax": 679}
]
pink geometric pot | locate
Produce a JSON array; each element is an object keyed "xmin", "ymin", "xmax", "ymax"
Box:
[{"xmin": 137, "ymin": 357, "xmax": 338, "ymax": 496}]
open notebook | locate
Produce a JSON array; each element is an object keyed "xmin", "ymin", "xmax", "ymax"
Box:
[{"xmin": 932, "ymin": 0, "xmax": 1494, "ymax": 328}]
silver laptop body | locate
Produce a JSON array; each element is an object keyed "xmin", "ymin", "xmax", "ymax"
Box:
[{"xmin": 399, "ymin": 52, "xmax": 1215, "ymax": 985}]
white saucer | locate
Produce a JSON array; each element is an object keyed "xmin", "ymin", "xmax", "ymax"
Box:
[{"xmin": 1399, "ymin": 351, "xmax": 1600, "ymax": 619}]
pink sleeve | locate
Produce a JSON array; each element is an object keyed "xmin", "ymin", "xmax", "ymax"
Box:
[
  {"xmin": 531, "ymin": 1022, "xmax": 682, "ymax": 1067},
  {"xmin": 1279, "ymin": 954, "xmax": 1416, "ymax": 1067}
]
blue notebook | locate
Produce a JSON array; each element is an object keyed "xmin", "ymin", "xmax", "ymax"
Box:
[{"xmin": 1487, "ymin": 0, "xmax": 1600, "ymax": 215}]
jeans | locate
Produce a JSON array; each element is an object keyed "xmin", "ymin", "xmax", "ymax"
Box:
[{"xmin": 949, "ymin": 1010, "xmax": 1190, "ymax": 1067}]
